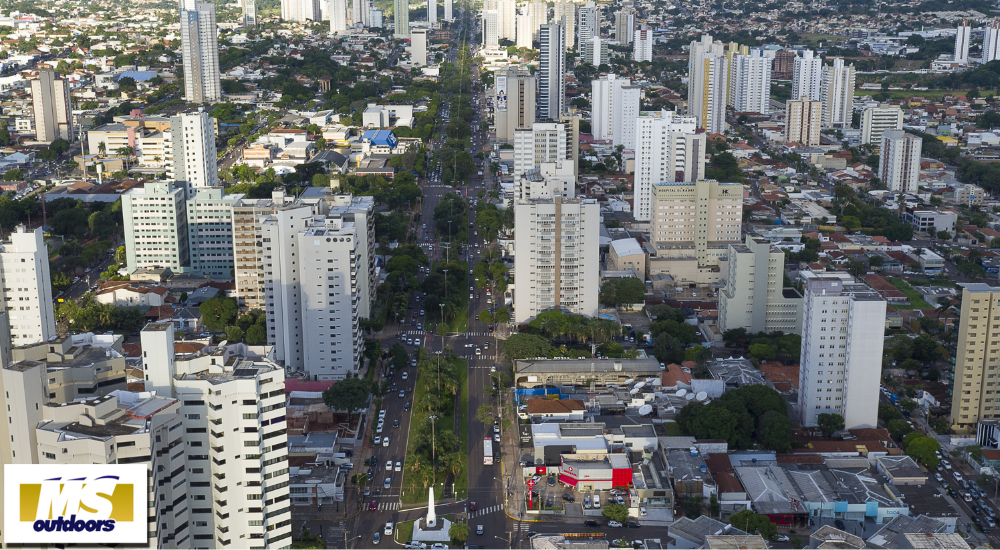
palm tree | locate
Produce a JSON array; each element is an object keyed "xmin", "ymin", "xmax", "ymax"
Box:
[{"xmin": 97, "ymin": 141, "xmax": 106, "ymax": 156}]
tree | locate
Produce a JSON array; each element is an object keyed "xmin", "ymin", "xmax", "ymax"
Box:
[
  {"xmin": 599, "ymin": 277, "xmax": 646, "ymax": 308},
  {"xmin": 477, "ymin": 403, "xmax": 494, "ymax": 425},
  {"xmin": 722, "ymin": 328, "xmax": 749, "ymax": 348},
  {"xmin": 848, "ymin": 260, "xmax": 867, "ymax": 279},
  {"xmin": 887, "ymin": 418, "xmax": 913, "ymax": 440},
  {"xmin": 322, "ymin": 377, "xmax": 370, "ymax": 422},
  {"xmin": 3, "ymin": 168, "xmax": 23, "ymax": 181},
  {"xmin": 904, "ymin": 434, "xmax": 940, "ymax": 468},
  {"xmin": 748, "ymin": 343, "xmax": 777, "ymax": 361},
  {"xmin": 225, "ymin": 326, "xmax": 244, "ymax": 342},
  {"xmin": 501, "ymin": 333, "xmax": 554, "ymax": 360},
  {"xmin": 682, "ymin": 496, "xmax": 703, "ymax": 519},
  {"xmin": 728, "ymin": 510, "xmax": 777, "ymax": 540},
  {"xmin": 602, "ymin": 503, "xmax": 630, "ymax": 523},
  {"xmin": 879, "ymin": 403, "xmax": 903, "ymax": 422},
  {"xmin": 817, "ymin": 413, "xmax": 845, "ymax": 438},
  {"xmin": 448, "ymin": 522, "xmax": 469, "ymax": 546},
  {"xmin": 198, "ymin": 297, "xmax": 238, "ymax": 332},
  {"xmin": 246, "ymin": 324, "xmax": 266, "ymax": 345},
  {"xmin": 292, "ymin": 528, "xmax": 325, "ymax": 549}
]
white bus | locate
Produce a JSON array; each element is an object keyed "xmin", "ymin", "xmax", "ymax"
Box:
[{"xmin": 483, "ymin": 438, "xmax": 494, "ymax": 465}]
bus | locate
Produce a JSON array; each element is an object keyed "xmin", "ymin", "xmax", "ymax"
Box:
[{"xmin": 483, "ymin": 438, "xmax": 494, "ymax": 465}]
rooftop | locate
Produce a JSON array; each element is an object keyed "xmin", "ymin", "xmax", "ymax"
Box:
[{"xmin": 516, "ymin": 357, "xmax": 661, "ymax": 374}]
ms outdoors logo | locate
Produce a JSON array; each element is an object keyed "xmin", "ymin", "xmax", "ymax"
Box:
[{"xmin": 3, "ymin": 464, "xmax": 148, "ymax": 543}]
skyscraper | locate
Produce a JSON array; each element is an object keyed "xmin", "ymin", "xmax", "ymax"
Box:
[
  {"xmin": 30, "ymin": 70, "xmax": 73, "ymax": 143},
  {"xmin": 411, "ymin": 28, "xmax": 429, "ymax": 65},
  {"xmin": 498, "ymin": 0, "xmax": 516, "ymax": 40},
  {"xmin": 538, "ymin": 23, "xmax": 566, "ymax": 121},
  {"xmin": 820, "ymin": 57, "xmax": 855, "ymax": 128},
  {"xmin": 167, "ymin": 111, "xmax": 219, "ymax": 190},
  {"xmin": 633, "ymin": 24, "xmax": 653, "ymax": 62},
  {"xmin": 428, "ymin": 0, "xmax": 436, "ymax": 23},
  {"xmin": 650, "ymin": 179, "xmax": 742, "ymax": 266},
  {"xmin": 582, "ymin": 36, "xmax": 609, "ymax": 66},
  {"xmin": 0, "ymin": 226, "xmax": 55, "ymax": 346},
  {"xmin": 243, "ymin": 0, "xmax": 257, "ymax": 26},
  {"xmin": 483, "ymin": 9, "xmax": 500, "ymax": 47},
  {"xmin": 495, "ymin": 67, "xmax": 536, "ymax": 143},
  {"xmin": 986, "ymin": 20, "xmax": 1000, "ymax": 62},
  {"xmin": 955, "ymin": 19, "xmax": 971, "ymax": 65},
  {"xmin": 330, "ymin": 0, "xmax": 349, "ymax": 32},
  {"xmin": 860, "ymin": 104, "xmax": 903, "ymax": 145},
  {"xmin": 772, "ymin": 49, "xmax": 796, "ymax": 79},
  {"xmin": 180, "ymin": 2, "xmax": 221, "ymax": 104},
  {"xmin": 791, "ymin": 49, "xmax": 823, "ymax": 101},
  {"xmin": 950, "ymin": 284, "xmax": 1000, "ymax": 430},
  {"xmin": 516, "ymin": 10, "xmax": 534, "ymax": 48},
  {"xmin": 730, "ymin": 48, "xmax": 771, "ymax": 114},
  {"xmin": 615, "ymin": 5, "xmax": 635, "ymax": 45},
  {"xmin": 553, "ymin": 0, "xmax": 574, "ymax": 49},
  {"xmin": 513, "ymin": 118, "xmax": 578, "ymax": 178},
  {"xmin": 122, "ymin": 180, "xmax": 190, "ymax": 273},
  {"xmin": 185, "ymin": 187, "xmax": 240, "ymax": 279},
  {"xmin": 718, "ymin": 236, "xmax": 802, "ymax": 335},
  {"xmin": 444, "ymin": 0, "xmax": 452, "ymax": 20},
  {"xmin": 577, "ymin": 1, "xmax": 598, "ymax": 44},
  {"xmin": 282, "ymin": 0, "xmax": 321, "ymax": 20},
  {"xmin": 687, "ymin": 34, "xmax": 728, "ymax": 134},
  {"xmin": 784, "ymin": 98, "xmax": 823, "ymax": 146},
  {"xmin": 799, "ymin": 276, "xmax": 886, "ymax": 429},
  {"xmin": 634, "ymin": 110, "xmax": 705, "ymax": 221},
  {"xmin": 879, "ymin": 130, "xmax": 922, "ymax": 194},
  {"xmin": 591, "ymin": 74, "xmax": 640, "ymax": 148},
  {"xmin": 393, "ymin": 0, "xmax": 409, "ymax": 37}
]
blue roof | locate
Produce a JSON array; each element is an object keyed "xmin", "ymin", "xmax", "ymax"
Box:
[
  {"xmin": 117, "ymin": 71, "xmax": 157, "ymax": 82},
  {"xmin": 362, "ymin": 129, "xmax": 398, "ymax": 148}
]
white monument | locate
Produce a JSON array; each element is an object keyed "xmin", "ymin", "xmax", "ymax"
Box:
[
  {"xmin": 412, "ymin": 486, "xmax": 451, "ymax": 543},
  {"xmin": 426, "ymin": 486, "xmax": 437, "ymax": 528}
]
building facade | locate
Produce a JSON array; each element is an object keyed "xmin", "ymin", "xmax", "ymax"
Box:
[
  {"xmin": 180, "ymin": 2, "xmax": 221, "ymax": 103},
  {"xmin": 955, "ymin": 20, "xmax": 971, "ymax": 64},
  {"xmin": 861, "ymin": 105, "xmax": 903, "ymax": 145},
  {"xmin": 718, "ymin": 236, "xmax": 803, "ymax": 335},
  {"xmin": 583, "ymin": 37, "xmax": 609, "ymax": 67},
  {"xmin": 590, "ymin": 74, "xmax": 640, "ymax": 148},
  {"xmin": 513, "ymin": 117, "xmax": 578, "ymax": 179},
  {"xmin": 879, "ymin": 130, "xmax": 922, "ymax": 194},
  {"xmin": 186, "ymin": 187, "xmax": 241, "ymax": 279},
  {"xmin": 577, "ymin": 1, "xmax": 598, "ymax": 44},
  {"xmin": 495, "ymin": 68, "xmax": 536, "ymax": 144},
  {"xmin": 650, "ymin": 179, "xmax": 743, "ymax": 266},
  {"xmin": 985, "ymin": 20, "xmax": 1000, "ymax": 62},
  {"xmin": 483, "ymin": 10, "xmax": 499, "ymax": 47},
  {"xmin": 30, "ymin": 70, "xmax": 73, "ymax": 143},
  {"xmin": 1, "ymin": 225, "xmax": 55, "ymax": 346},
  {"xmin": 615, "ymin": 5, "xmax": 635, "ymax": 45},
  {"xmin": 411, "ymin": 28, "xmax": 429, "ymax": 65},
  {"xmin": 785, "ymin": 98, "xmax": 823, "ymax": 146},
  {"xmin": 791, "ymin": 49, "xmax": 823, "ymax": 102},
  {"xmin": 633, "ymin": 25, "xmax": 653, "ymax": 62},
  {"xmin": 949, "ymin": 284, "xmax": 1000, "ymax": 430},
  {"xmin": 122, "ymin": 180, "xmax": 190, "ymax": 274},
  {"xmin": 330, "ymin": 0, "xmax": 349, "ymax": 32},
  {"xmin": 730, "ymin": 48, "xmax": 771, "ymax": 114},
  {"xmin": 820, "ymin": 58, "xmax": 855, "ymax": 129},
  {"xmin": 168, "ymin": 111, "xmax": 220, "ymax": 189},
  {"xmin": 633, "ymin": 110, "xmax": 705, "ymax": 221},
  {"xmin": 553, "ymin": 0, "xmax": 574, "ymax": 49},
  {"xmin": 538, "ymin": 23, "xmax": 566, "ymax": 121},
  {"xmin": 688, "ymin": 34, "xmax": 728, "ymax": 134},
  {"xmin": 393, "ymin": 0, "xmax": 409, "ymax": 37}
]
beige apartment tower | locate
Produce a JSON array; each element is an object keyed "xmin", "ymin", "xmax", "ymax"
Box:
[
  {"xmin": 650, "ymin": 179, "xmax": 743, "ymax": 266},
  {"xmin": 31, "ymin": 70, "xmax": 73, "ymax": 143},
  {"xmin": 785, "ymin": 98, "xmax": 823, "ymax": 146},
  {"xmin": 718, "ymin": 236, "xmax": 803, "ymax": 335},
  {"xmin": 951, "ymin": 284, "xmax": 1000, "ymax": 431}
]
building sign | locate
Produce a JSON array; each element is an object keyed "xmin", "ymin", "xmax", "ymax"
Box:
[{"xmin": 495, "ymin": 75, "xmax": 507, "ymax": 112}]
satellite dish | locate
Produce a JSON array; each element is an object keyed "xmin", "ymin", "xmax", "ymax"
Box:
[
  {"xmin": 638, "ymin": 405, "xmax": 653, "ymax": 416},
  {"xmin": 676, "ymin": 389, "xmax": 687, "ymax": 397},
  {"xmin": 630, "ymin": 388, "xmax": 640, "ymax": 395},
  {"xmin": 624, "ymin": 378, "xmax": 635, "ymax": 385},
  {"xmin": 685, "ymin": 393, "xmax": 696, "ymax": 401},
  {"xmin": 696, "ymin": 391, "xmax": 708, "ymax": 401},
  {"xmin": 634, "ymin": 381, "xmax": 646, "ymax": 389}
]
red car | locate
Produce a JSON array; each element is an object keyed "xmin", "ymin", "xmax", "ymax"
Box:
[
  {"xmin": 370, "ymin": 500, "xmax": 377, "ymax": 510},
  {"xmin": 470, "ymin": 502, "xmax": 477, "ymax": 511}
]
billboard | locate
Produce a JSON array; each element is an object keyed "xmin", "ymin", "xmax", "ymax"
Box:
[{"xmin": 495, "ymin": 75, "xmax": 507, "ymax": 112}]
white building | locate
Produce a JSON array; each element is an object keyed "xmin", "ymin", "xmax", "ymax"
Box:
[
  {"xmin": 553, "ymin": 0, "xmax": 574, "ymax": 49},
  {"xmin": 516, "ymin": 162, "xmax": 577, "ymax": 200},
  {"xmin": 820, "ymin": 58, "xmax": 855, "ymax": 129},
  {"xmin": 582, "ymin": 36, "xmax": 609, "ymax": 67},
  {"xmin": 730, "ymin": 48, "xmax": 771, "ymax": 114},
  {"xmin": 243, "ymin": 0, "xmax": 258, "ymax": 26},
  {"xmin": 427, "ymin": 0, "xmax": 436, "ymax": 23},
  {"xmin": 985, "ymin": 20, "xmax": 1000, "ymax": 62},
  {"xmin": 799, "ymin": 276, "xmax": 886, "ymax": 429},
  {"xmin": 498, "ymin": 0, "xmax": 515, "ymax": 40},
  {"xmin": 633, "ymin": 24, "xmax": 653, "ymax": 62},
  {"xmin": 687, "ymin": 34, "xmax": 728, "ymax": 134},
  {"xmin": 168, "ymin": 111, "xmax": 220, "ymax": 189},
  {"xmin": 483, "ymin": 10, "xmax": 499, "ymax": 47},
  {"xmin": 791, "ymin": 49, "xmax": 823, "ymax": 102},
  {"xmin": 577, "ymin": 1, "xmax": 598, "ymax": 44},
  {"xmin": 861, "ymin": 105, "xmax": 903, "ymax": 145},
  {"xmin": 122, "ymin": 180, "xmax": 190, "ymax": 273},
  {"xmin": 495, "ymin": 68, "xmax": 536, "ymax": 144},
  {"xmin": 393, "ymin": 0, "xmax": 409, "ymax": 36},
  {"xmin": 282, "ymin": 0, "xmax": 321, "ymax": 20},
  {"xmin": 590, "ymin": 74, "xmax": 640, "ymax": 148},
  {"xmin": 718, "ymin": 236, "xmax": 802, "ymax": 335},
  {"xmin": 186, "ymin": 187, "xmax": 241, "ymax": 279},
  {"xmin": 516, "ymin": 10, "xmax": 534, "ymax": 48},
  {"xmin": 180, "ymin": 2, "xmax": 221, "ymax": 103},
  {"xmin": 955, "ymin": 20, "xmax": 971, "ymax": 65},
  {"xmin": 444, "ymin": 0, "xmax": 451, "ymax": 20},
  {"xmin": 879, "ymin": 130, "xmax": 922, "ymax": 194},
  {"xmin": 615, "ymin": 5, "xmax": 635, "ymax": 45},
  {"xmin": 785, "ymin": 98, "xmax": 823, "ymax": 146},
  {"xmin": 513, "ymin": 118, "xmax": 578, "ymax": 179},
  {"xmin": 30, "ymin": 70, "xmax": 73, "ymax": 143},
  {"xmin": 633, "ymin": 110, "xmax": 705, "ymax": 221},
  {"xmin": 513, "ymin": 198, "xmax": 600, "ymax": 324},
  {"xmin": 330, "ymin": 0, "xmax": 349, "ymax": 32},
  {"xmin": 1, "ymin": 226, "xmax": 54, "ymax": 346},
  {"xmin": 411, "ymin": 28, "xmax": 429, "ymax": 66},
  {"xmin": 538, "ymin": 23, "xmax": 566, "ymax": 121}
]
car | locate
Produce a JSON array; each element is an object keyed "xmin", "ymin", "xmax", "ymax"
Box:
[
  {"xmin": 835, "ymin": 519, "xmax": 846, "ymax": 530},
  {"xmin": 584, "ymin": 520, "xmax": 601, "ymax": 527},
  {"xmin": 934, "ymin": 473, "xmax": 944, "ymax": 482},
  {"xmin": 383, "ymin": 435, "xmax": 391, "ymax": 447},
  {"xmin": 531, "ymin": 475, "xmax": 542, "ymax": 483},
  {"xmin": 371, "ymin": 457, "xmax": 378, "ymax": 467},
  {"xmin": 476, "ymin": 348, "xmax": 482, "ymax": 355},
  {"xmin": 406, "ymin": 338, "xmax": 413, "ymax": 345},
  {"xmin": 420, "ymin": 310, "xmax": 425, "ymax": 316},
  {"xmin": 429, "ymin": 544, "xmax": 449, "ymax": 550},
  {"xmin": 773, "ymin": 535, "xmax": 790, "ymax": 542},
  {"xmin": 625, "ymin": 522, "xmax": 641, "ymax": 528},
  {"xmin": 399, "ymin": 390, "xmax": 405, "ymax": 398},
  {"xmin": 404, "ymin": 543, "xmax": 428, "ymax": 549},
  {"xmin": 562, "ymin": 494, "xmax": 575, "ymax": 502},
  {"xmin": 607, "ymin": 520, "xmax": 622, "ymax": 528},
  {"xmin": 593, "ymin": 494, "xmax": 601, "ymax": 508},
  {"xmin": 470, "ymin": 293, "xmax": 474, "ymax": 299},
  {"xmin": 370, "ymin": 500, "xmax": 378, "ymax": 510},
  {"xmin": 374, "ymin": 435, "xmax": 381, "ymax": 445},
  {"xmin": 386, "ymin": 460, "xmax": 393, "ymax": 470},
  {"xmin": 364, "ymin": 486, "xmax": 371, "ymax": 496},
  {"xmin": 639, "ymin": 506, "xmax": 647, "ymax": 516},
  {"xmin": 470, "ymin": 501, "xmax": 477, "ymax": 511},
  {"xmin": 385, "ymin": 521, "xmax": 394, "ymax": 535},
  {"xmin": 494, "ymin": 432, "xmax": 500, "ymax": 442},
  {"xmin": 942, "ymin": 460, "xmax": 952, "ymax": 470},
  {"xmin": 948, "ymin": 488, "xmax": 959, "ymax": 498},
  {"xmin": 384, "ymin": 477, "xmax": 392, "ymax": 488},
  {"xmin": 954, "ymin": 472, "xmax": 964, "ymax": 482},
  {"xmin": 616, "ymin": 496, "xmax": 625, "ymax": 505},
  {"xmin": 376, "ymin": 423, "xmax": 383, "ymax": 434},
  {"xmin": 404, "ymin": 402, "xmax": 411, "ymax": 411},
  {"xmin": 964, "ymin": 492, "xmax": 973, "ymax": 502},
  {"xmin": 583, "ymin": 496, "xmax": 591, "ymax": 509},
  {"xmin": 402, "ymin": 371, "xmax": 409, "ymax": 380},
  {"xmin": 373, "ymin": 532, "xmax": 381, "ymax": 544}
]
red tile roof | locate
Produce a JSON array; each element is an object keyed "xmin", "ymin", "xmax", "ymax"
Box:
[{"xmin": 526, "ymin": 398, "xmax": 586, "ymax": 414}]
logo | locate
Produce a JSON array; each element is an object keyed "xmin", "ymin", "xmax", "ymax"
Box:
[{"xmin": 4, "ymin": 464, "xmax": 147, "ymax": 543}]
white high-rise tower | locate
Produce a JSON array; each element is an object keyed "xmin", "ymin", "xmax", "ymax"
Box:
[
  {"xmin": 687, "ymin": 34, "xmax": 728, "ymax": 134},
  {"xmin": 791, "ymin": 49, "xmax": 823, "ymax": 101},
  {"xmin": 820, "ymin": 57, "xmax": 855, "ymax": 128},
  {"xmin": 428, "ymin": 0, "xmax": 436, "ymax": 23},
  {"xmin": 986, "ymin": 20, "xmax": 1000, "ymax": 62},
  {"xmin": 180, "ymin": 1, "xmax": 221, "ymax": 103},
  {"xmin": 330, "ymin": 0, "xmax": 349, "ymax": 32},
  {"xmin": 955, "ymin": 20, "xmax": 971, "ymax": 65},
  {"xmin": 730, "ymin": 48, "xmax": 771, "ymax": 114},
  {"xmin": 538, "ymin": 23, "xmax": 566, "ymax": 120},
  {"xmin": 633, "ymin": 110, "xmax": 705, "ymax": 221},
  {"xmin": 444, "ymin": 0, "xmax": 452, "ymax": 19}
]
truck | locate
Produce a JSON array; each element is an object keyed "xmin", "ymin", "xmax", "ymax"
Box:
[
  {"xmin": 483, "ymin": 438, "xmax": 494, "ymax": 465},
  {"xmin": 890, "ymin": 394, "xmax": 899, "ymax": 405}
]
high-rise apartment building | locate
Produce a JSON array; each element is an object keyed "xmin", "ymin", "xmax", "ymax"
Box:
[
  {"xmin": 243, "ymin": 0, "xmax": 257, "ymax": 26},
  {"xmin": 725, "ymin": 43, "xmax": 748, "ymax": 108},
  {"xmin": 633, "ymin": 110, "xmax": 705, "ymax": 221},
  {"xmin": 791, "ymin": 49, "xmax": 822, "ymax": 101},
  {"xmin": 955, "ymin": 20, "xmax": 971, "ymax": 65},
  {"xmin": 516, "ymin": 163, "xmax": 576, "ymax": 200},
  {"xmin": 538, "ymin": 23, "xmax": 566, "ymax": 121},
  {"xmin": 583, "ymin": 36, "xmax": 609, "ymax": 66},
  {"xmin": 513, "ymin": 197, "xmax": 600, "ymax": 324},
  {"xmin": 633, "ymin": 25, "xmax": 653, "ymax": 62},
  {"xmin": 233, "ymin": 195, "xmax": 286, "ymax": 308},
  {"xmin": 498, "ymin": 0, "xmax": 515, "ymax": 40},
  {"xmin": 553, "ymin": 0, "xmax": 574, "ymax": 49},
  {"xmin": 650, "ymin": 179, "xmax": 742, "ymax": 266},
  {"xmin": 730, "ymin": 48, "xmax": 771, "ymax": 114},
  {"xmin": 1, "ymin": 226, "xmax": 55, "ymax": 346},
  {"xmin": 820, "ymin": 58, "xmax": 855, "ymax": 128},
  {"xmin": 784, "ymin": 98, "xmax": 823, "ymax": 146},
  {"xmin": 516, "ymin": 10, "xmax": 534, "ymax": 48},
  {"xmin": 495, "ymin": 68, "xmax": 536, "ymax": 143},
  {"xmin": 327, "ymin": 194, "xmax": 377, "ymax": 319},
  {"xmin": 985, "ymin": 20, "xmax": 1000, "ymax": 62},
  {"xmin": 330, "ymin": 0, "xmax": 349, "ymax": 32},
  {"xmin": 282, "ymin": 0, "xmax": 320, "ymax": 20},
  {"xmin": 577, "ymin": 1, "xmax": 598, "ymax": 44},
  {"xmin": 615, "ymin": 5, "xmax": 635, "ymax": 45},
  {"xmin": 772, "ymin": 49, "xmax": 795, "ymax": 80},
  {"xmin": 180, "ymin": 2, "xmax": 221, "ymax": 104},
  {"xmin": 371, "ymin": 7, "xmax": 383, "ymax": 26},
  {"xmin": 428, "ymin": 0, "xmax": 437, "ymax": 23},
  {"xmin": 30, "ymin": 70, "xmax": 73, "ymax": 143},
  {"xmin": 799, "ymin": 276, "xmax": 886, "ymax": 429},
  {"xmin": 879, "ymin": 130, "xmax": 922, "ymax": 194},
  {"xmin": 591, "ymin": 74, "xmax": 640, "ymax": 148},
  {"xmin": 513, "ymin": 117, "xmax": 578, "ymax": 178},
  {"xmin": 444, "ymin": 0, "xmax": 452, "ymax": 20},
  {"xmin": 949, "ymin": 284, "xmax": 1000, "ymax": 430},
  {"xmin": 411, "ymin": 28, "xmax": 429, "ymax": 65},
  {"xmin": 393, "ymin": 0, "xmax": 409, "ymax": 37},
  {"xmin": 861, "ymin": 104, "xmax": 903, "ymax": 145},
  {"xmin": 718, "ymin": 235, "xmax": 803, "ymax": 335},
  {"xmin": 167, "ymin": 111, "xmax": 220, "ymax": 189},
  {"xmin": 687, "ymin": 34, "xmax": 728, "ymax": 134},
  {"xmin": 186, "ymin": 187, "xmax": 241, "ymax": 279},
  {"xmin": 483, "ymin": 10, "xmax": 500, "ymax": 47},
  {"xmin": 122, "ymin": 180, "xmax": 190, "ymax": 273}
]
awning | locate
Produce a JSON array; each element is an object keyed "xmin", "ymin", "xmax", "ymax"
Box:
[{"xmin": 559, "ymin": 474, "xmax": 578, "ymax": 486}]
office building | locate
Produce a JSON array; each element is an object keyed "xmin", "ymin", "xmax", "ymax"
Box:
[
  {"xmin": 553, "ymin": 0, "xmax": 575, "ymax": 48},
  {"xmin": 483, "ymin": 10, "xmax": 499, "ymax": 47},
  {"xmin": 282, "ymin": 0, "xmax": 320, "ymax": 20},
  {"xmin": 498, "ymin": 0, "xmax": 515, "ymax": 40},
  {"xmin": 186, "ymin": 187, "xmax": 241, "ymax": 279},
  {"xmin": 495, "ymin": 67, "xmax": 536, "ymax": 144},
  {"xmin": 1, "ymin": 226, "xmax": 55, "ymax": 346},
  {"xmin": 687, "ymin": 34, "xmax": 728, "ymax": 134},
  {"xmin": 718, "ymin": 236, "xmax": 803, "ymax": 335},
  {"xmin": 513, "ymin": 197, "xmax": 600, "ymax": 324},
  {"xmin": 167, "ymin": 111, "xmax": 220, "ymax": 189},
  {"xmin": 820, "ymin": 58, "xmax": 855, "ymax": 128},
  {"xmin": 243, "ymin": 0, "xmax": 257, "ymax": 25},
  {"xmin": 428, "ymin": 0, "xmax": 436, "ymax": 23},
  {"xmin": 949, "ymin": 284, "xmax": 1000, "ymax": 430},
  {"xmin": 985, "ymin": 20, "xmax": 1000, "ymax": 62},
  {"xmin": 955, "ymin": 20, "xmax": 971, "ymax": 65},
  {"xmin": 513, "ymin": 117, "xmax": 578, "ymax": 179},
  {"xmin": 633, "ymin": 110, "xmax": 705, "ymax": 221},
  {"xmin": 615, "ymin": 5, "xmax": 635, "ymax": 45},
  {"xmin": 591, "ymin": 74, "xmax": 640, "ymax": 148},
  {"xmin": 650, "ymin": 179, "xmax": 742, "ymax": 266},
  {"xmin": 578, "ymin": 1, "xmax": 598, "ymax": 44},
  {"xmin": 141, "ymin": 324, "xmax": 292, "ymax": 547},
  {"xmin": 538, "ymin": 23, "xmax": 566, "ymax": 121},
  {"xmin": 799, "ymin": 276, "xmax": 886, "ymax": 429},
  {"xmin": 791, "ymin": 49, "xmax": 823, "ymax": 101},
  {"xmin": 633, "ymin": 24, "xmax": 653, "ymax": 62},
  {"xmin": 583, "ymin": 36, "xmax": 609, "ymax": 66},
  {"xmin": 30, "ymin": 71, "xmax": 73, "ymax": 143},
  {"xmin": 330, "ymin": 0, "xmax": 349, "ymax": 32},
  {"xmin": 180, "ymin": 2, "xmax": 221, "ymax": 104},
  {"xmin": 444, "ymin": 0, "xmax": 451, "ymax": 20},
  {"xmin": 411, "ymin": 28, "xmax": 429, "ymax": 65},
  {"xmin": 785, "ymin": 98, "xmax": 823, "ymax": 146},
  {"xmin": 879, "ymin": 130, "xmax": 922, "ymax": 194},
  {"xmin": 861, "ymin": 105, "xmax": 903, "ymax": 145},
  {"xmin": 730, "ymin": 48, "xmax": 771, "ymax": 114},
  {"xmin": 393, "ymin": 0, "xmax": 409, "ymax": 37}
]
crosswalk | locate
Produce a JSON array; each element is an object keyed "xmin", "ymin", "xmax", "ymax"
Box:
[
  {"xmin": 376, "ymin": 501, "xmax": 400, "ymax": 511},
  {"xmin": 401, "ymin": 331, "xmax": 427, "ymax": 336},
  {"xmin": 464, "ymin": 332, "xmax": 493, "ymax": 337},
  {"xmin": 461, "ymin": 354, "xmax": 500, "ymax": 361},
  {"xmin": 516, "ymin": 523, "xmax": 531, "ymax": 532},
  {"xmin": 468, "ymin": 504, "xmax": 503, "ymax": 518}
]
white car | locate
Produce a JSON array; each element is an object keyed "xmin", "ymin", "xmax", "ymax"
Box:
[
  {"xmin": 386, "ymin": 460, "xmax": 393, "ymax": 471},
  {"xmin": 430, "ymin": 545, "xmax": 449, "ymax": 550},
  {"xmin": 476, "ymin": 348, "xmax": 482, "ymax": 356},
  {"xmin": 593, "ymin": 494, "xmax": 601, "ymax": 508},
  {"xmin": 934, "ymin": 473, "xmax": 944, "ymax": 482},
  {"xmin": 954, "ymin": 472, "xmax": 964, "ymax": 482},
  {"xmin": 384, "ymin": 477, "xmax": 391, "ymax": 489},
  {"xmin": 379, "ymin": 409, "xmax": 387, "ymax": 418},
  {"xmin": 607, "ymin": 521, "xmax": 622, "ymax": 528},
  {"xmin": 402, "ymin": 372, "xmax": 409, "ymax": 380},
  {"xmin": 395, "ymin": 461, "xmax": 402, "ymax": 472},
  {"xmin": 374, "ymin": 435, "xmax": 381, "ymax": 445},
  {"xmin": 942, "ymin": 460, "xmax": 952, "ymax": 470},
  {"xmin": 376, "ymin": 423, "xmax": 384, "ymax": 434},
  {"xmin": 383, "ymin": 435, "xmax": 391, "ymax": 447},
  {"xmin": 385, "ymin": 521, "xmax": 394, "ymax": 535}
]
